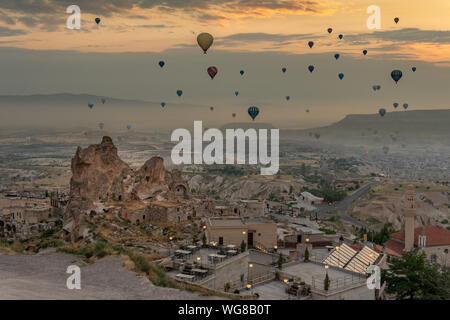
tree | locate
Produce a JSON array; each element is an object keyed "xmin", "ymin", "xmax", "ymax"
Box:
[
  {"xmin": 202, "ymin": 233, "xmax": 207, "ymax": 247},
  {"xmin": 240, "ymin": 240, "xmax": 246, "ymax": 252},
  {"xmin": 324, "ymin": 273, "xmax": 330, "ymax": 291},
  {"xmin": 304, "ymin": 247, "xmax": 310, "ymax": 262},
  {"xmin": 382, "ymin": 250, "xmax": 450, "ymax": 300},
  {"xmin": 277, "ymin": 253, "xmax": 284, "ymax": 270}
]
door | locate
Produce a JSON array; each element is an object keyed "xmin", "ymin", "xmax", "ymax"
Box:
[{"xmin": 248, "ymin": 232, "xmax": 254, "ymax": 248}]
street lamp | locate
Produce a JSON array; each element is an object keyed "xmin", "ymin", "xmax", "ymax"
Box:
[
  {"xmin": 248, "ymin": 263, "xmax": 253, "ymax": 284},
  {"xmin": 169, "ymin": 236, "xmax": 173, "ymax": 256},
  {"xmin": 283, "ymin": 279, "xmax": 289, "ymax": 299}
]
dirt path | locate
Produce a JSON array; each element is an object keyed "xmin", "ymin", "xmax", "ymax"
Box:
[{"xmin": 0, "ymin": 251, "xmax": 222, "ymax": 300}]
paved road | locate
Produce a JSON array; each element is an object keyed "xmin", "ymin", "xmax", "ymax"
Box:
[
  {"xmin": 312, "ymin": 181, "xmax": 379, "ymax": 230},
  {"xmin": 270, "ymin": 181, "xmax": 379, "ymax": 231}
]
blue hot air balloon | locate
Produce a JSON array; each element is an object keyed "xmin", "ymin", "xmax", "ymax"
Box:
[
  {"xmin": 248, "ymin": 106, "xmax": 259, "ymax": 121},
  {"xmin": 393, "ymin": 102, "xmax": 399, "ymax": 109},
  {"xmin": 363, "ymin": 49, "xmax": 368, "ymax": 56},
  {"xmin": 282, "ymin": 67, "xmax": 287, "ymax": 73},
  {"xmin": 377, "ymin": 85, "xmax": 381, "ymax": 90},
  {"xmin": 412, "ymin": 67, "xmax": 416, "ymax": 72},
  {"xmin": 379, "ymin": 108, "xmax": 386, "ymax": 117},
  {"xmin": 306, "ymin": 109, "xmax": 310, "ymax": 113},
  {"xmin": 240, "ymin": 70, "xmax": 245, "ymax": 76},
  {"xmin": 391, "ymin": 70, "xmax": 403, "ymax": 83},
  {"xmin": 308, "ymin": 65, "xmax": 314, "ymax": 73},
  {"xmin": 95, "ymin": 18, "xmax": 101, "ymax": 25},
  {"xmin": 338, "ymin": 73, "xmax": 344, "ymax": 80},
  {"xmin": 334, "ymin": 53, "xmax": 340, "ymax": 60},
  {"xmin": 126, "ymin": 124, "xmax": 131, "ymax": 130},
  {"xmin": 338, "ymin": 34, "xmax": 343, "ymax": 39},
  {"xmin": 308, "ymin": 41, "xmax": 314, "ymax": 48},
  {"xmin": 235, "ymin": 91, "xmax": 239, "ymax": 96},
  {"xmin": 158, "ymin": 61, "xmax": 165, "ymax": 68},
  {"xmin": 161, "ymin": 102, "xmax": 166, "ymax": 108},
  {"xmin": 286, "ymin": 96, "xmax": 290, "ymax": 101},
  {"xmin": 88, "ymin": 103, "xmax": 94, "ymax": 109},
  {"xmin": 403, "ymin": 103, "xmax": 408, "ymax": 110},
  {"xmin": 327, "ymin": 28, "xmax": 333, "ymax": 34},
  {"xmin": 176, "ymin": 90, "xmax": 183, "ymax": 97}
]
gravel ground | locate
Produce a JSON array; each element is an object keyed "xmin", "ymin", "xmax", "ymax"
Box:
[{"xmin": 0, "ymin": 251, "xmax": 222, "ymax": 300}]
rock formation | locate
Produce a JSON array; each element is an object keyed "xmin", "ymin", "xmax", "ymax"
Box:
[{"xmin": 63, "ymin": 136, "xmax": 189, "ymax": 241}]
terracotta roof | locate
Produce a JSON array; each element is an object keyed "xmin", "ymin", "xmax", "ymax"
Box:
[
  {"xmin": 390, "ymin": 226, "xmax": 450, "ymax": 247},
  {"xmin": 383, "ymin": 240, "xmax": 404, "ymax": 257}
]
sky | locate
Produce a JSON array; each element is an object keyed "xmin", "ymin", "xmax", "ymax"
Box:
[{"xmin": 0, "ymin": 0, "xmax": 449, "ymax": 129}]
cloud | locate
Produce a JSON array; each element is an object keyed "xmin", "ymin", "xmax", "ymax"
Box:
[
  {"xmin": 0, "ymin": 26, "xmax": 27, "ymax": 37},
  {"xmin": 0, "ymin": 0, "xmax": 323, "ymax": 30},
  {"xmin": 345, "ymin": 28, "xmax": 450, "ymax": 44}
]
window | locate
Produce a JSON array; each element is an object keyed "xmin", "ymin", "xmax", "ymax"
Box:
[{"xmin": 430, "ymin": 254, "xmax": 437, "ymax": 263}]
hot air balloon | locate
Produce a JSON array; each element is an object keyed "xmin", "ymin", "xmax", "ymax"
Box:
[
  {"xmin": 286, "ymin": 96, "xmax": 290, "ymax": 101},
  {"xmin": 327, "ymin": 28, "xmax": 333, "ymax": 34},
  {"xmin": 412, "ymin": 67, "xmax": 416, "ymax": 72},
  {"xmin": 99, "ymin": 122, "xmax": 104, "ymax": 130},
  {"xmin": 126, "ymin": 124, "xmax": 131, "ymax": 130},
  {"xmin": 383, "ymin": 146, "xmax": 389, "ymax": 154},
  {"xmin": 377, "ymin": 85, "xmax": 381, "ymax": 90},
  {"xmin": 240, "ymin": 70, "xmax": 245, "ymax": 76},
  {"xmin": 334, "ymin": 53, "xmax": 340, "ymax": 60},
  {"xmin": 158, "ymin": 61, "xmax": 165, "ymax": 68},
  {"xmin": 372, "ymin": 85, "xmax": 378, "ymax": 91},
  {"xmin": 391, "ymin": 70, "xmax": 403, "ymax": 83},
  {"xmin": 197, "ymin": 33, "xmax": 214, "ymax": 54},
  {"xmin": 363, "ymin": 49, "xmax": 368, "ymax": 56},
  {"xmin": 379, "ymin": 108, "xmax": 386, "ymax": 117},
  {"xmin": 161, "ymin": 102, "xmax": 166, "ymax": 108},
  {"xmin": 308, "ymin": 65, "xmax": 315, "ymax": 73},
  {"xmin": 177, "ymin": 90, "xmax": 183, "ymax": 97},
  {"xmin": 314, "ymin": 133, "xmax": 321, "ymax": 139},
  {"xmin": 210, "ymin": 106, "xmax": 214, "ymax": 111},
  {"xmin": 235, "ymin": 91, "xmax": 239, "ymax": 96},
  {"xmin": 393, "ymin": 102, "xmax": 399, "ymax": 109},
  {"xmin": 88, "ymin": 103, "xmax": 94, "ymax": 109},
  {"xmin": 394, "ymin": 17, "xmax": 399, "ymax": 24},
  {"xmin": 306, "ymin": 109, "xmax": 310, "ymax": 113},
  {"xmin": 207, "ymin": 66, "xmax": 218, "ymax": 79},
  {"xmin": 282, "ymin": 67, "xmax": 287, "ymax": 73},
  {"xmin": 338, "ymin": 73, "xmax": 344, "ymax": 80},
  {"xmin": 248, "ymin": 106, "xmax": 259, "ymax": 121},
  {"xmin": 308, "ymin": 41, "xmax": 314, "ymax": 48},
  {"xmin": 232, "ymin": 113, "xmax": 236, "ymax": 118},
  {"xmin": 403, "ymin": 103, "xmax": 408, "ymax": 110},
  {"xmin": 95, "ymin": 18, "xmax": 101, "ymax": 25},
  {"xmin": 101, "ymin": 98, "xmax": 106, "ymax": 104},
  {"xmin": 338, "ymin": 34, "xmax": 343, "ymax": 39}
]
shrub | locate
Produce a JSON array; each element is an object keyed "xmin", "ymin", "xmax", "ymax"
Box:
[
  {"xmin": 324, "ymin": 273, "xmax": 330, "ymax": 291},
  {"xmin": 304, "ymin": 247, "xmax": 310, "ymax": 262},
  {"xmin": 233, "ymin": 289, "xmax": 240, "ymax": 294},
  {"xmin": 241, "ymin": 240, "xmax": 246, "ymax": 252}
]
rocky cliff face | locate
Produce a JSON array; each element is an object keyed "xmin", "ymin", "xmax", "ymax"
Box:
[{"xmin": 63, "ymin": 137, "xmax": 188, "ymax": 241}]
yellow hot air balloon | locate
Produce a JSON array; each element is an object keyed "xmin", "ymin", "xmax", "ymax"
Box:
[{"xmin": 197, "ymin": 33, "xmax": 214, "ymax": 54}]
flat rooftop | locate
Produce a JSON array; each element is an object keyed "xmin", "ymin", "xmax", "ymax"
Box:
[{"xmin": 209, "ymin": 218, "xmax": 245, "ymax": 227}]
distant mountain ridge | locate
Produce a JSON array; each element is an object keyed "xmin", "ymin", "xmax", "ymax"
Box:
[{"xmin": 302, "ymin": 109, "xmax": 450, "ymax": 137}]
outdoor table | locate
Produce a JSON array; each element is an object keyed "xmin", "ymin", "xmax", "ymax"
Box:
[
  {"xmin": 175, "ymin": 273, "xmax": 195, "ymax": 281},
  {"xmin": 175, "ymin": 249, "xmax": 192, "ymax": 256},
  {"xmin": 227, "ymin": 250, "xmax": 238, "ymax": 256},
  {"xmin": 226, "ymin": 244, "xmax": 236, "ymax": 249}
]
